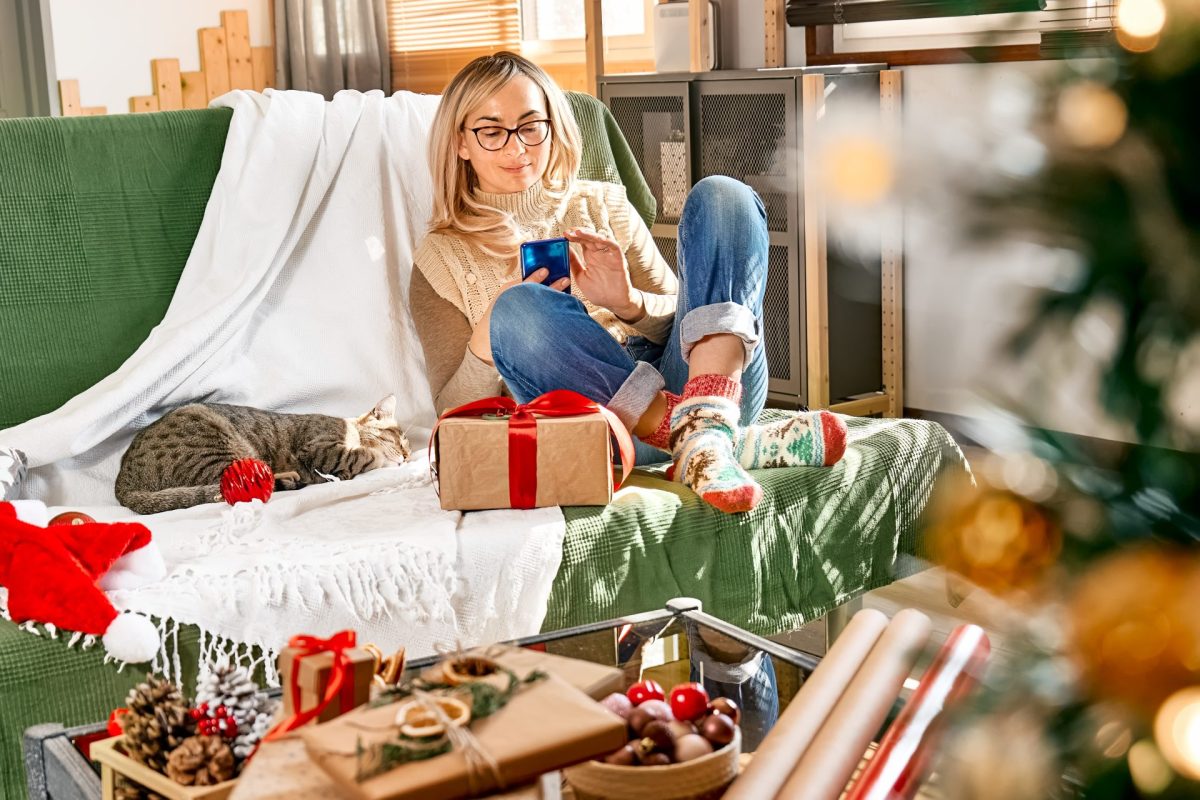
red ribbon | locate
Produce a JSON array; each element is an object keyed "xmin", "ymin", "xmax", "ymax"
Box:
[
  {"xmin": 263, "ymin": 630, "xmax": 358, "ymax": 742},
  {"xmin": 107, "ymin": 707, "xmax": 129, "ymax": 737},
  {"xmin": 430, "ymin": 389, "xmax": 636, "ymax": 509}
]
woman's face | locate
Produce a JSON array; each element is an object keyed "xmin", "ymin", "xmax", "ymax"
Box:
[{"xmin": 457, "ymin": 75, "xmax": 553, "ymax": 195}]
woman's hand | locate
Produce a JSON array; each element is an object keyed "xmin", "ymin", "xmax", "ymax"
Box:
[
  {"xmin": 468, "ymin": 267, "xmax": 570, "ymax": 365},
  {"xmin": 565, "ymin": 228, "xmax": 644, "ymax": 323}
]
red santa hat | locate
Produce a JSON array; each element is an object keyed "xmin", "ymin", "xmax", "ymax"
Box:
[{"xmin": 0, "ymin": 501, "xmax": 163, "ymax": 663}]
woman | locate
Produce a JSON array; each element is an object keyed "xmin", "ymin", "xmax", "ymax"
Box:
[{"xmin": 411, "ymin": 52, "xmax": 846, "ymax": 514}]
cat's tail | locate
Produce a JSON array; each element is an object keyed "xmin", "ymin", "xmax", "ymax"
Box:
[{"xmin": 116, "ymin": 485, "xmax": 223, "ymax": 515}]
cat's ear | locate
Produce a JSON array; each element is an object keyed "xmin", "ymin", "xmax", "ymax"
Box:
[{"xmin": 371, "ymin": 394, "xmax": 397, "ymax": 421}]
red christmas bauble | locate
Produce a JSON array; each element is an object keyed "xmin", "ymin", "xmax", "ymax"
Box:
[
  {"xmin": 220, "ymin": 458, "xmax": 274, "ymax": 505},
  {"xmin": 48, "ymin": 511, "xmax": 96, "ymax": 526},
  {"xmin": 669, "ymin": 682, "xmax": 710, "ymax": 721},
  {"xmin": 626, "ymin": 679, "xmax": 665, "ymax": 706}
]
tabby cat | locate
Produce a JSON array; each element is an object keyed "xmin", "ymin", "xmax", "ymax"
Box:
[{"xmin": 115, "ymin": 395, "xmax": 410, "ymax": 515}]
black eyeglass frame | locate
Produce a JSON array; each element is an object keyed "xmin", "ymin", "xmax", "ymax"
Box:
[{"xmin": 464, "ymin": 120, "xmax": 553, "ymax": 151}]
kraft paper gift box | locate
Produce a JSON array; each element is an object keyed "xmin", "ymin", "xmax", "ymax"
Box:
[
  {"xmin": 299, "ymin": 674, "xmax": 627, "ymax": 800},
  {"xmin": 480, "ymin": 645, "xmax": 623, "ymax": 701},
  {"xmin": 278, "ymin": 644, "xmax": 376, "ymax": 725},
  {"xmin": 434, "ymin": 414, "xmax": 614, "ymax": 511}
]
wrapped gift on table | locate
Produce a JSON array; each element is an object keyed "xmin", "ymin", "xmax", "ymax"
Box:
[
  {"xmin": 431, "ymin": 390, "xmax": 634, "ymax": 512},
  {"xmin": 423, "ymin": 645, "xmax": 623, "ymax": 702},
  {"xmin": 299, "ymin": 673, "xmax": 627, "ymax": 800},
  {"xmin": 277, "ymin": 631, "xmax": 376, "ymax": 727}
]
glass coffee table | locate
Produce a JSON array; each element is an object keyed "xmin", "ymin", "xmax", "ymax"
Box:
[{"xmin": 25, "ymin": 598, "xmax": 831, "ymax": 799}]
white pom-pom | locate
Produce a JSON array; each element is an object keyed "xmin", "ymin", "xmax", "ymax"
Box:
[{"xmin": 102, "ymin": 612, "xmax": 159, "ymax": 664}]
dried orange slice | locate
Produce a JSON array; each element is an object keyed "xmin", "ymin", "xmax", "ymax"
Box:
[
  {"xmin": 441, "ymin": 655, "xmax": 500, "ymax": 685},
  {"xmin": 394, "ymin": 696, "xmax": 471, "ymax": 738}
]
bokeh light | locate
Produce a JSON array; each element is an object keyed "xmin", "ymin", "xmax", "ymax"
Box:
[
  {"xmin": 1155, "ymin": 687, "xmax": 1200, "ymax": 780},
  {"xmin": 1056, "ymin": 82, "xmax": 1128, "ymax": 150},
  {"xmin": 1128, "ymin": 739, "xmax": 1175, "ymax": 794},
  {"xmin": 1117, "ymin": 0, "xmax": 1167, "ymax": 36},
  {"xmin": 824, "ymin": 135, "xmax": 894, "ymax": 206}
]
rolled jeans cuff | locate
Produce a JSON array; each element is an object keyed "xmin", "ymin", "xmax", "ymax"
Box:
[
  {"xmin": 606, "ymin": 361, "xmax": 665, "ymax": 432},
  {"xmin": 679, "ymin": 302, "xmax": 761, "ymax": 366}
]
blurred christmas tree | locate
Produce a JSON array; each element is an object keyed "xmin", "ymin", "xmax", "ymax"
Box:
[{"xmin": 918, "ymin": 0, "xmax": 1200, "ymax": 796}]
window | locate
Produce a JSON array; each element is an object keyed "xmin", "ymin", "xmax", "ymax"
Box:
[
  {"xmin": 791, "ymin": 0, "xmax": 1116, "ymax": 63},
  {"xmin": 520, "ymin": 0, "xmax": 654, "ymax": 65},
  {"xmin": 388, "ymin": 0, "xmax": 521, "ymax": 93}
]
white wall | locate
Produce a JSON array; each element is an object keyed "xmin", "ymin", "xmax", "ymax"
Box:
[{"xmin": 47, "ymin": 0, "xmax": 271, "ymax": 115}]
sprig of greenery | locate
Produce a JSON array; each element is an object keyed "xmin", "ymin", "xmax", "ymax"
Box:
[{"xmin": 355, "ymin": 669, "xmax": 547, "ymax": 781}]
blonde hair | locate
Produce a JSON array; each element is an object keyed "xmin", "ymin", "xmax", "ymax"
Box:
[{"xmin": 427, "ymin": 51, "xmax": 582, "ymax": 258}]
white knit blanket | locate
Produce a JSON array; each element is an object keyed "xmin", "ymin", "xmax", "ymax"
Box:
[{"xmin": 0, "ymin": 89, "xmax": 566, "ymax": 680}]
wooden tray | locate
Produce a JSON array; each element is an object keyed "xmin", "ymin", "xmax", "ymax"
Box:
[{"xmin": 92, "ymin": 737, "xmax": 237, "ymax": 800}]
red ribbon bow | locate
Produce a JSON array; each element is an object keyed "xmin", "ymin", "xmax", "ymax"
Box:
[
  {"xmin": 430, "ymin": 389, "xmax": 635, "ymax": 509},
  {"xmin": 264, "ymin": 630, "xmax": 358, "ymax": 742}
]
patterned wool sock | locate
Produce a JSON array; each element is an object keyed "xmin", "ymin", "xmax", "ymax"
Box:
[
  {"xmin": 735, "ymin": 410, "xmax": 849, "ymax": 470},
  {"xmin": 639, "ymin": 392, "xmax": 680, "ymax": 451},
  {"xmin": 670, "ymin": 375, "xmax": 763, "ymax": 514}
]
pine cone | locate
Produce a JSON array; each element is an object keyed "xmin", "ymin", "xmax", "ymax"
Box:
[
  {"xmin": 166, "ymin": 735, "xmax": 235, "ymax": 786},
  {"xmin": 196, "ymin": 663, "xmax": 260, "ymax": 722},
  {"xmin": 196, "ymin": 662, "xmax": 278, "ymax": 760},
  {"xmin": 114, "ymin": 777, "xmax": 165, "ymax": 800},
  {"xmin": 121, "ymin": 675, "xmax": 195, "ymax": 773}
]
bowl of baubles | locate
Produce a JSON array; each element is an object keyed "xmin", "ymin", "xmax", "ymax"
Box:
[{"xmin": 564, "ymin": 679, "xmax": 742, "ymax": 800}]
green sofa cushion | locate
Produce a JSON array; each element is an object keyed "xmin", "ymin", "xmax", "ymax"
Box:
[{"xmin": 0, "ymin": 110, "xmax": 231, "ymax": 430}]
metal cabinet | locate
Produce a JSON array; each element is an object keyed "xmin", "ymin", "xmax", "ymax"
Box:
[{"xmin": 601, "ymin": 66, "xmax": 890, "ymax": 411}]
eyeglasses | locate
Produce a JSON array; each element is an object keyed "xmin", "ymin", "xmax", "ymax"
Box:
[{"xmin": 465, "ymin": 120, "xmax": 552, "ymax": 151}]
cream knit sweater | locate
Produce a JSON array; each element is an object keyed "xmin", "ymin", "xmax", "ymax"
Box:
[{"xmin": 411, "ymin": 179, "xmax": 678, "ymax": 414}]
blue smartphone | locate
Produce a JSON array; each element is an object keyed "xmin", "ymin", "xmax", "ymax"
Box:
[{"xmin": 520, "ymin": 237, "xmax": 571, "ymax": 286}]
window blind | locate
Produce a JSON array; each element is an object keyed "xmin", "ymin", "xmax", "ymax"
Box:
[
  {"xmin": 1039, "ymin": 0, "xmax": 1115, "ymax": 56},
  {"xmin": 388, "ymin": 0, "xmax": 521, "ymax": 94}
]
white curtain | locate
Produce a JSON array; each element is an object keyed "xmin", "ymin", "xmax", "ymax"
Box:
[{"xmin": 274, "ymin": 0, "xmax": 391, "ymax": 96}]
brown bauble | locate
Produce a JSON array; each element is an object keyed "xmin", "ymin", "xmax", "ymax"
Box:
[
  {"xmin": 604, "ymin": 744, "xmax": 638, "ymax": 766},
  {"xmin": 638, "ymin": 699, "xmax": 675, "ymax": 721},
  {"xmin": 641, "ymin": 720, "xmax": 677, "ymax": 757},
  {"xmin": 708, "ymin": 697, "xmax": 741, "ymax": 726},
  {"xmin": 700, "ymin": 712, "xmax": 736, "ymax": 747},
  {"xmin": 674, "ymin": 733, "xmax": 715, "ymax": 762},
  {"xmin": 666, "ymin": 719, "xmax": 697, "ymax": 740},
  {"xmin": 628, "ymin": 700, "xmax": 673, "ymax": 736},
  {"xmin": 640, "ymin": 752, "xmax": 672, "ymax": 767}
]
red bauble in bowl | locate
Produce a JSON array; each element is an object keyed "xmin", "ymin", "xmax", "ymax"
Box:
[
  {"xmin": 668, "ymin": 682, "xmax": 709, "ymax": 722},
  {"xmin": 220, "ymin": 458, "xmax": 274, "ymax": 505},
  {"xmin": 626, "ymin": 679, "xmax": 665, "ymax": 706}
]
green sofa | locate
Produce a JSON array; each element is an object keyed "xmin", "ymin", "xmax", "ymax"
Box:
[{"xmin": 0, "ymin": 92, "xmax": 966, "ymax": 798}]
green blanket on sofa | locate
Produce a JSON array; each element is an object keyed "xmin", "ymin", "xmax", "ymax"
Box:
[{"xmin": 0, "ymin": 94, "xmax": 966, "ymax": 798}]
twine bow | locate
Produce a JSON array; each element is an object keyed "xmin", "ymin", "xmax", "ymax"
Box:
[
  {"xmin": 411, "ymin": 688, "xmax": 506, "ymax": 795},
  {"xmin": 429, "ymin": 389, "xmax": 635, "ymax": 509},
  {"xmin": 264, "ymin": 629, "xmax": 358, "ymax": 741}
]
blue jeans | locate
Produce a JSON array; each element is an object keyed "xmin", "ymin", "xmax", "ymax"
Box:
[{"xmin": 490, "ymin": 176, "xmax": 770, "ymax": 466}]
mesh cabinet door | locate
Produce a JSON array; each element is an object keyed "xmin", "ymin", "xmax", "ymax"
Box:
[
  {"xmin": 695, "ymin": 78, "xmax": 803, "ymax": 404},
  {"xmin": 602, "ymin": 82, "xmax": 691, "ymax": 228}
]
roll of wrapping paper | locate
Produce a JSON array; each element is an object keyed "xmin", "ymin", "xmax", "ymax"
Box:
[
  {"xmin": 776, "ymin": 608, "xmax": 934, "ymax": 800},
  {"xmin": 844, "ymin": 624, "xmax": 991, "ymax": 800},
  {"xmin": 724, "ymin": 609, "xmax": 890, "ymax": 800}
]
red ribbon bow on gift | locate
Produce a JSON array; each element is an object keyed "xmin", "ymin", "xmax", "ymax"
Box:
[
  {"xmin": 263, "ymin": 630, "xmax": 358, "ymax": 742},
  {"xmin": 430, "ymin": 389, "xmax": 636, "ymax": 509}
]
